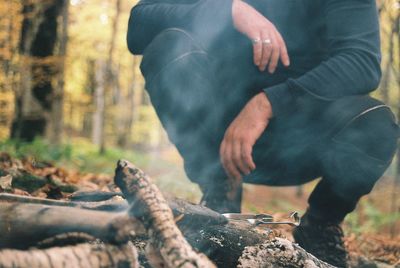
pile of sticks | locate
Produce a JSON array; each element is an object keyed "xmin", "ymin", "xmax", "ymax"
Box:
[{"xmin": 0, "ymin": 160, "xmax": 334, "ymax": 268}]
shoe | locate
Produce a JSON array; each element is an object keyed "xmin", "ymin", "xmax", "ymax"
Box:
[
  {"xmin": 293, "ymin": 210, "xmax": 348, "ymax": 267},
  {"xmin": 200, "ymin": 183, "xmax": 242, "ymax": 213}
]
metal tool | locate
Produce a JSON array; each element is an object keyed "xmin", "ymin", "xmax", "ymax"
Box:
[{"xmin": 222, "ymin": 211, "xmax": 301, "ymax": 227}]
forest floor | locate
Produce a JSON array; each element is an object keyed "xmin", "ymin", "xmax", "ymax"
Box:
[{"xmin": 0, "ymin": 139, "xmax": 399, "ymax": 266}]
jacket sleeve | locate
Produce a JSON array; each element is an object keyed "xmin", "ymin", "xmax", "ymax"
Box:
[
  {"xmin": 263, "ymin": 0, "xmax": 382, "ymax": 117},
  {"xmin": 127, "ymin": 0, "xmax": 234, "ymax": 55}
]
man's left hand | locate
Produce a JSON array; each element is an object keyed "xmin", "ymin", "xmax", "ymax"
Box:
[{"xmin": 220, "ymin": 92, "xmax": 273, "ymax": 183}]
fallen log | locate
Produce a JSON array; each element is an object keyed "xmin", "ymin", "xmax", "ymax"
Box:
[
  {"xmin": 0, "ymin": 192, "xmax": 229, "ymax": 224},
  {"xmin": 0, "ymin": 202, "xmax": 144, "ymax": 249},
  {"xmin": 0, "ymin": 242, "xmax": 139, "ymax": 268},
  {"xmin": 0, "ymin": 193, "xmax": 227, "ymax": 250},
  {"xmin": 114, "ymin": 159, "xmax": 216, "ymax": 268},
  {"xmin": 0, "ymin": 196, "xmax": 267, "ymax": 267},
  {"xmin": 0, "ymin": 192, "xmax": 129, "ymax": 211}
]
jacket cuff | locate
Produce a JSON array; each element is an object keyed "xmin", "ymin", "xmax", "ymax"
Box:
[{"xmin": 263, "ymin": 82, "xmax": 299, "ymax": 117}]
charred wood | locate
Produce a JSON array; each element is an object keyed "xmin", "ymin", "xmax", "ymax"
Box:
[
  {"xmin": 114, "ymin": 159, "xmax": 216, "ymax": 268},
  {"xmin": 238, "ymin": 238, "xmax": 335, "ymax": 268}
]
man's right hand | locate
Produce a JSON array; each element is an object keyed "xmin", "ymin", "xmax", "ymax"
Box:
[{"xmin": 232, "ymin": 0, "xmax": 290, "ymax": 73}]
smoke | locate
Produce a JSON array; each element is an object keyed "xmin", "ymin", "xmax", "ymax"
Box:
[{"xmin": 134, "ymin": 0, "xmax": 399, "ymax": 214}]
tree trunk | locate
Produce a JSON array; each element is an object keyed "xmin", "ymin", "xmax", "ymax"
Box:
[
  {"xmin": 117, "ymin": 57, "xmax": 137, "ymax": 148},
  {"xmin": 92, "ymin": 59, "xmax": 106, "ymax": 147},
  {"xmin": 0, "ymin": 1, "xmax": 19, "ymax": 139},
  {"xmin": 0, "ymin": 243, "xmax": 139, "ymax": 268},
  {"xmin": 11, "ymin": 0, "xmax": 65, "ymax": 142},
  {"xmin": 47, "ymin": 0, "xmax": 69, "ymax": 144},
  {"xmin": 97, "ymin": 0, "xmax": 122, "ymax": 154}
]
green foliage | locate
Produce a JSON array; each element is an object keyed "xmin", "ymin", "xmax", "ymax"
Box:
[
  {"xmin": 0, "ymin": 138, "xmax": 148, "ymax": 174},
  {"xmin": 0, "ymin": 139, "xmax": 73, "ymax": 162}
]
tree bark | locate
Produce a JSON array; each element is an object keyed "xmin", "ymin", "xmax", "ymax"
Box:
[
  {"xmin": 92, "ymin": 59, "xmax": 106, "ymax": 147},
  {"xmin": 47, "ymin": 0, "xmax": 69, "ymax": 144},
  {"xmin": 116, "ymin": 59, "xmax": 135, "ymax": 148},
  {"xmin": 114, "ymin": 159, "xmax": 217, "ymax": 268},
  {"xmin": 0, "ymin": 202, "xmax": 144, "ymax": 249},
  {"xmin": 0, "ymin": 242, "xmax": 139, "ymax": 268},
  {"xmin": 238, "ymin": 238, "xmax": 334, "ymax": 268},
  {"xmin": 11, "ymin": 0, "xmax": 65, "ymax": 141}
]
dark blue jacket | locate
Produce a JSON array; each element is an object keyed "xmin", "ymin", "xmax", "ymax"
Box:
[{"xmin": 127, "ymin": 0, "xmax": 382, "ymax": 117}]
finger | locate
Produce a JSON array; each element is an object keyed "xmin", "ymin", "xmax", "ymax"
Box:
[
  {"xmin": 260, "ymin": 32, "xmax": 272, "ymax": 72},
  {"xmin": 275, "ymin": 30, "xmax": 290, "ymax": 67},
  {"xmin": 220, "ymin": 139, "xmax": 228, "ymax": 172},
  {"xmin": 241, "ymin": 143, "xmax": 256, "ymax": 171},
  {"xmin": 224, "ymin": 141, "xmax": 242, "ymax": 180},
  {"xmin": 268, "ymin": 34, "xmax": 280, "ymax": 74},
  {"xmin": 252, "ymin": 36, "xmax": 262, "ymax": 67},
  {"xmin": 233, "ymin": 139, "xmax": 250, "ymax": 175},
  {"xmin": 220, "ymin": 137, "xmax": 232, "ymax": 177}
]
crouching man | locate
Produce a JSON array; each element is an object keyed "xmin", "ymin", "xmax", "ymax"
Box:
[{"xmin": 126, "ymin": 0, "xmax": 399, "ymax": 266}]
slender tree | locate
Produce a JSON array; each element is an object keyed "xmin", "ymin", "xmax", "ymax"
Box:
[
  {"xmin": 48, "ymin": 0, "xmax": 69, "ymax": 143},
  {"xmin": 11, "ymin": 0, "xmax": 65, "ymax": 141}
]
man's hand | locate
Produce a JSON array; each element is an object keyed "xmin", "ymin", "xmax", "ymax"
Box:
[
  {"xmin": 220, "ymin": 93, "xmax": 273, "ymax": 183},
  {"xmin": 232, "ymin": 0, "xmax": 290, "ymax": 73}
]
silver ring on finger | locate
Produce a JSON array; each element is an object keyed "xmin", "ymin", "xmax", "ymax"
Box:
[
  {"xmin": 262, "ymin": 39, "xmax": 272, "ymax": 45},
  {"xmin": 251, "ymin": 38, "xmax": 261, "ymax": 44}
]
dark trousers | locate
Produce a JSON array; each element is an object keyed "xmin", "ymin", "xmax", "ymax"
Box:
[{"xmin": 140, "ymin": 28, "xmax": 399, "ymax": 223}]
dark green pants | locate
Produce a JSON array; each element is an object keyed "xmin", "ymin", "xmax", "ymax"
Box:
[{"xmin": 140, "ymin": 28, "xmax": 399, "ymax": 222}]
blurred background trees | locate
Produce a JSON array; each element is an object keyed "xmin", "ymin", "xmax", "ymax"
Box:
[
  {"xmin": 0, "ymin": 0, "xmax": 397, "ymax": 151},
  {"xmin": 0, "ymin": 0, "xmax": 167, "ymax": 150},
  {"xmin": 0, "ymin": 0, "xmax": 399, "ymax": 236}
]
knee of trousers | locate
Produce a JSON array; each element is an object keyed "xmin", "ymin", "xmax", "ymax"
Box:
[
  {"xmin": 140, "ymin": 28, "xmax": 208, "ymax": 90},
  {"xmin": 320, "ymin": 96, "xmax": 399, "ymax": 199},
  {"xmin": 139, "ymin": 28, "xmax": 215, "ymax": 127}
]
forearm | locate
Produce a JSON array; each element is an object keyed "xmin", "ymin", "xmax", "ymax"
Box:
[
  {"xmin": 127, "ymin": 0, "xmax": 234, "ymax": 55},
  {"xmin": 264, "ymin": 0, "xmax": 381, "ymax": 117}
]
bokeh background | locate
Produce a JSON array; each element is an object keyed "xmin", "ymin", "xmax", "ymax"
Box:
[{"xmin": 0, "ymin": 0, "xmax": 399, "ymax": 242}]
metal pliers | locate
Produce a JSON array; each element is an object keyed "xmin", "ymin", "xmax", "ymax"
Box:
[{"xmin": 222, "ymin": 211, "xmax": 301, "ymax": 227}]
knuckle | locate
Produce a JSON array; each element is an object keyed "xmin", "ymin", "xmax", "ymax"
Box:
[
  {"xmin": 232, "ymin": 130, "xmax": 241, "ymax": 140},
  {"xmin": 226, "ymin": 131, "xmax": 234, "ymax": 140}
]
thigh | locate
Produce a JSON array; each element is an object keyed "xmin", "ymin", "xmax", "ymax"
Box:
[
  {"xmin": 141, "ymin": 28, "xmax": 248, "ymax": 184},
  {"xmin": 244, "ymin": 95, "xmax": 398, "ymax": 186},
  {"xmin": 245, "ymin": 96, "xmax": 325, "ymax": 186}
]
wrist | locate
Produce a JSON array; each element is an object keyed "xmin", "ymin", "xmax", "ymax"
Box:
[{"xmin": 255, "ymin": 92, "xmax": 273, "ymax": 119}]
